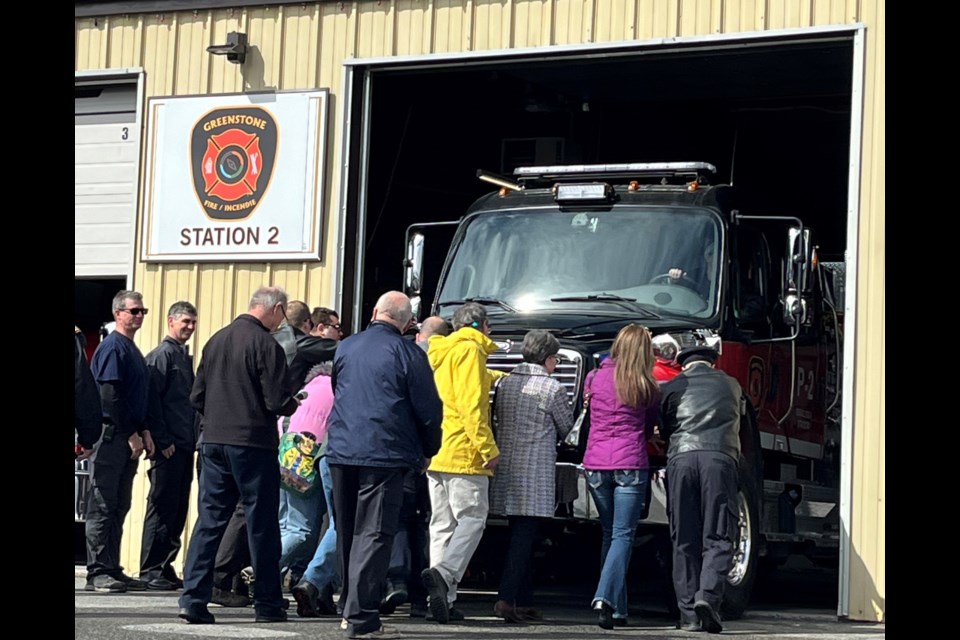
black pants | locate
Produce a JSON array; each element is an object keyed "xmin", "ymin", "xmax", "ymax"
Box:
[
  {"xmin": 332, "ymin": 464, "xmax": 404, "ymax": 636},
  {"xmin": 197, "ymin": 453, "xmax": 251, "ymax": 594},
  {"xmin": 85, "ymin": 431, "xmax": 139, "ymax": 578},
  {"xmin": 385, "ymin": 469, "xmax": 430, "ymax": 607},
  {"xmin": 179, "ymin": 444, "xmax": 284, "ymax": 616},
  {"xmin": 666, "ymin": 451, "xmax": 738, "ymax": 620},
  {"xmin": 139, "ymin": 447, "xmax": 194, "ymax": 581},
  {"xmin": 212, "ymin": 504, "xmax": 250, "ymax": 593},
  {"xmin": 497, "ymin": 516, "xmax": 540, "ymax": 606}
]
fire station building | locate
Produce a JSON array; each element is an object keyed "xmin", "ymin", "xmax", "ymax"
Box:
[{"xmin": 75, "ymin": 0, "xmax": 884, "ymax": 622}]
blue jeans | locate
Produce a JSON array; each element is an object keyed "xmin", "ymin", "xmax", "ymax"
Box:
[
  {"xmin": 278, "ymin": 480, "xmax": 326, "ymax": 578},
  {"xmin": 586, "ymin": 468, "xmax": 649, "ymax": 618},
  {"xmin": 301, "ymin": 456, "xmax": 339, "ymax": 590}
]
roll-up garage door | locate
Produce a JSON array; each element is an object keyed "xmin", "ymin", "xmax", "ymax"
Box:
[{"xmin": 75, "ymin": 78, "xmax": 140, "ymax": 278}]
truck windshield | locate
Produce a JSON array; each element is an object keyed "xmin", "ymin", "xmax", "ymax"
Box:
[{"xmin": 437, "ymin": 206, "xmax": 722, "ymax": 319}]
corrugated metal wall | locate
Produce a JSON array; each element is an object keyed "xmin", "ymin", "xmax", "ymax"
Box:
[{"xmin": 75, "ymin": 0, "xmax": 884, "ymax": 622}]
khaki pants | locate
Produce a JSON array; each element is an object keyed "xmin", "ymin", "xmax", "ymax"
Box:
[{"xmin": 426, "ymin": 471, "xmax": 489, "ymax": 605}]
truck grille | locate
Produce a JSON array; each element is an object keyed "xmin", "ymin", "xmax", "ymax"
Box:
[{"xmin": 487, "ymin": 347, "xmax": 584, "ymax": 406}]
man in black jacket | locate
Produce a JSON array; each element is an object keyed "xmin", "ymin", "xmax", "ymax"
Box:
[
  {"xmin": 178, "ymin": 286, "xmax": 300, "ymax": 625},
  {"xmin": 325, "ymin": 291, "xmax": 443, "ymax": 639},
  {"xmin": 659, "ymin": 345, "xmax": 745, "ymax": 634},
  {"xmin": 285, "ymin": 306, "xmax": 341, "ymax": 391},
  {"xmin": 139, "ymin": 301, "xmax": 199, "ymax": 591}
]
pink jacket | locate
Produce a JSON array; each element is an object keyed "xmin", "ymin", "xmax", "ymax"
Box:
[
  {"xmin": 277, "ymin": 374, "xmax": 334, "ymax": 442},
  {"xmin": 582, "ymin": 358, "xmax": 660, "ymax": 471}
]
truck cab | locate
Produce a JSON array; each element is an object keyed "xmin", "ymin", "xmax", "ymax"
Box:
[{"xmin": 403, "ymin": 162, "xmax": 843, "ymax": 618}]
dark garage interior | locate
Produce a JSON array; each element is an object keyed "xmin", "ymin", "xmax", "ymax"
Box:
[{"xmin": 352, "ymin": 37, "xmax": 854, "ymax": 323}]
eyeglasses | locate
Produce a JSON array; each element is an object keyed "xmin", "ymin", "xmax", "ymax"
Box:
[
  {"xmin": 549, "ymin": 354, "xmax": 564, "ymax": 365},
  {"xmin": 328, "ymin": 324, "xmax": 342, "ymax": 332},
  {"xmin": 120, "ymin": 308, "xmax": 148, "ymax": 316}
]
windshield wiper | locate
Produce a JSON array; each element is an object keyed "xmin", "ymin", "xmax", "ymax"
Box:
[
  {"xmin": 550, "ymin": 294, "xmax": 662, "ymax": 319},
  {"xmin": 437, "ymin": 297, "xmax": 518, "ymax": 313}
]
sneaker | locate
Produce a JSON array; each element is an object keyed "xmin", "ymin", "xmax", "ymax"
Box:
[
  {"xmin": 240, "ymin": 566, "xmax": 256, "ymax": 586},
  {"xmin": 211, "ymin": 587, "xmax": 251, "ymax": 608},
  {"xmin": 420, "ymin": 568, "xmax": 449, "ymax": 624},
  {"xmin": 694, "ymin": 600, "xmax": 722, "ymax": 634},
  {"xmin": 114, "ymin": 573, "xmax": 149, "ymax": 591},
  {"xmin": 291, "ymin": 580, "xmax": 320, "ymax": 618},
  {"xmin": 349, "ymin": 624, "xmax": 402, "ymax": 639},
  {"xmin": 677, "ymin": 619, "xmax": 702, "ymax": 632},
  {"xmin": 597, "ymin": 602, "xmax": 615, "ymax": 630},
  {"xmin": 85, "ymin": 575, "xmax": 126, "ymax": 593},
  {"xmin": 340, "ymin": 618, "xmax": 349, "ymax": 630}
]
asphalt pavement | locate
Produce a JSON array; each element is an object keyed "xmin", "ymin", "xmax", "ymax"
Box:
[{"xmin": 75, "ymin": 570, "xmax": 884, "ymax": 640}]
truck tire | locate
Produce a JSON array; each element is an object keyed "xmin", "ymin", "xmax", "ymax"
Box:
[{"xmin": 721, "ymin": 459, "xmax": 761, "ymax": 620}]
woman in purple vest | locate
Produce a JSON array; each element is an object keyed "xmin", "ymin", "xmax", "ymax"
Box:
[{"xmin": 582, "ymin": 324, "xmax": 660, "ymax": 629}]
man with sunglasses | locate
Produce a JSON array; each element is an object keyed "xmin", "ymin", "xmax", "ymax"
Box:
[
  {"xmin": 285, "ymin": 307, "xmax": 342, "ymax": 393},
  {"xmin": 86, "ymin": 290, "xmax": 155, "ymax": 593}
]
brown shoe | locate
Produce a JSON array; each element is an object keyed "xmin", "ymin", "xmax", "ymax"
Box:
[
  {"xmin": 493, "ymin": 599, "xmax": 524, "ymax": 623},
  {"xmin": 514, "ymin": 606, "xmax": 544, "ymax": 622}
]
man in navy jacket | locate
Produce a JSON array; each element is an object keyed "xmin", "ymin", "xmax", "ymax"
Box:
[{"xmin": 325, "ymin": 291, "xmax": 443, "ymax": 639}]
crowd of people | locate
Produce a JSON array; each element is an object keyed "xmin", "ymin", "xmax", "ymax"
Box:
[{"xmin": 75, "ymin": 286, "xmax": 745, "ymax": 638}]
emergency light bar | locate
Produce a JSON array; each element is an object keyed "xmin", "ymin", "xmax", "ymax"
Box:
[{"xmin": 514, "ymin": 161, "xmax": 717, "ymax": 183}]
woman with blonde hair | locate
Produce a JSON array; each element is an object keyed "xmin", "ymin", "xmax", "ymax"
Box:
[{"xmin": 581, "ymin": 324, "xmax": 660, "ymax": 629}]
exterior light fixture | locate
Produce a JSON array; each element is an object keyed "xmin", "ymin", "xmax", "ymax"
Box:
[{"xmin": 207, "ymin": 31, "xmax": 248, "ymax": 64}]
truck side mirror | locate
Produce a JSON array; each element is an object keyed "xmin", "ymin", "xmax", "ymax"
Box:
[
  {"xmin": 404, "ymin": 231, "xmax": 425, "ymax": 298},
  {"xmin": 781, "ymin": 227, "xmax": 813, "ymax": 327},
  {"xmin": 784, "ymin": 226, "xmax": 814, "ymax": 294}
]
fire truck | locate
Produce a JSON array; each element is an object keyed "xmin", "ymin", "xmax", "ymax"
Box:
[{"xmin": 402, "ymin": 162, "xmax": 844, "ymax": 618}]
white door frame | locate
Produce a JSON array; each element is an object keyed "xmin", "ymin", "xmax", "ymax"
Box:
[
  {"xmin": 75, "ymin": 67, "xmax": 145, "ymax": 290},
  {"xmin": 335, "ymin": 25, "xmax": 867, "ymax": 617}
]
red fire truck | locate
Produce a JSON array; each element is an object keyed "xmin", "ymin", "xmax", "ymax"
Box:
[{"xmin": 403, "ymin": 162, "xmax": 844, "ymax": 618}]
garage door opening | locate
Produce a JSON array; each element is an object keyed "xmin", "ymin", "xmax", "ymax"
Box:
[
  {"xmin": 344, "ymin": 36, "xmax": 853, "ymax": 325},
  {"xmin": 339, "ymin": 30, "xmax": 859, "ymax": 616}
]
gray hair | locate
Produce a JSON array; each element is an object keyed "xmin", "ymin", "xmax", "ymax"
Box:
[
  {"xmin": 522, "ymin": 329, "xmax": 560, "ymax": 365},
  {"xmin": 167, "ymin": 300, "xmax": 197, "ymax": 318},
  {"xmin": 304, "ymin": 361, "xmax": 333, "ymax": 384},
  {"xmin": 452, "ymin": 302, "xmax": 487, "ymax": 331},
  {"xmin": 374, "ymin": 291, "xmax": 413, "ymax": 327},
  {"xmin": 248, "ymin": 286, "xmax": 288, "ymax": 311},
  {"xmin": 112, "ymin": 290, "xmax": 144, "ymax": 313}
]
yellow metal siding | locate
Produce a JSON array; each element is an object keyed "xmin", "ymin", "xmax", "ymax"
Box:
[
  {"xmin": 75, "ymin": 1, "xmax": 883, "ymax": 621},
  {"xmin": 849, "ymin": 0, "xmax": 884, "ymax": 623}
]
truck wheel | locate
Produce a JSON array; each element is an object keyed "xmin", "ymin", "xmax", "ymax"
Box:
[{"xmin": 722, "ymin": 460, "xmax": 761, "ymax": 620}]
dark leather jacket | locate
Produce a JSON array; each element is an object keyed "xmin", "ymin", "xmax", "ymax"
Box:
[{"xmin": 659, "ymin": 363, "xmax": 744, "ymax": 462}]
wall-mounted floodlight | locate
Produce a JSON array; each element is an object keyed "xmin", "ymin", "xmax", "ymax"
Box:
[{"xmin": 207, "ymin": 32, "xmax": 248, "ymax": 64}]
